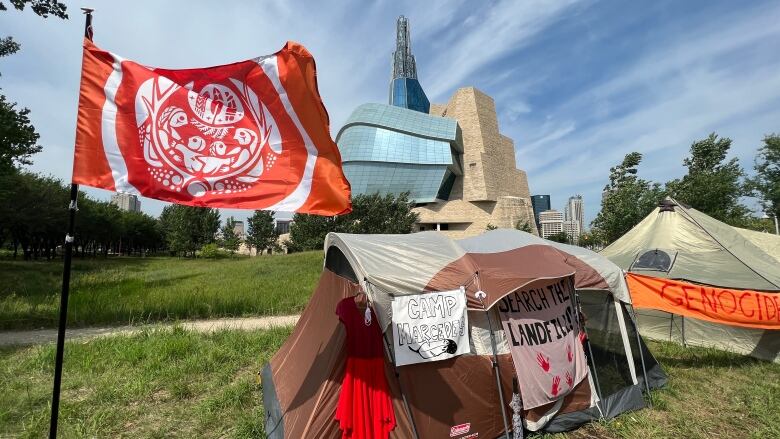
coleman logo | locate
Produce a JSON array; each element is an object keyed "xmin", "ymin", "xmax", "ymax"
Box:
[{"xmin": 450, "ymin": 423, "xmax": 471, "ymax": 437}]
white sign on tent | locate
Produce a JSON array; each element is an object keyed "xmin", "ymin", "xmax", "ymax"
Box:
[{"xmin": 391, "ymin": 289, "xmax": 470, "ymax": 366}]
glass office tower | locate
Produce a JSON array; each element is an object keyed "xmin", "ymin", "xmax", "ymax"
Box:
[{"xmin": 531, "ymin": 195, "xmax": 551, "ymax": 230}]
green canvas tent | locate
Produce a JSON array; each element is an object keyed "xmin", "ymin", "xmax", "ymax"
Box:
[{"xmin": 601, "ymin": 198, "xmax": 780, "ymax": 362}]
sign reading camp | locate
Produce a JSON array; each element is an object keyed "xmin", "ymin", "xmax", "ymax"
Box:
[
  {"xmin": 391, "ymin": 290, "xmax": 470, "ymax": 366},
  {"xmin": 498, "ymin": 276, "xmax": 589, "ymax": 409}
]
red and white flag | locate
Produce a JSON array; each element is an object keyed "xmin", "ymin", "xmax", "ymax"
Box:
[{"xmin": 72, "ymin": 39, "xmax": 351, "ymax": 215}]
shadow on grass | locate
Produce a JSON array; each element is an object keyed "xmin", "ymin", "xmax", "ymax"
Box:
[
  {"xmin": 75, "ymin": 272, "xmax": 207, "ymax": 293},
  {"xmin": 650, "ymin": 341, "xmax": 764, "ymax": 369},
  {"xmin": 0, "ymin": 258, "xmax": 159, "ymax": 296}
]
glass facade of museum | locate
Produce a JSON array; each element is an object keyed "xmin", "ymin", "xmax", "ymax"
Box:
[
  {"xmin": 390, "ymin": 77, "xmax": 430, "ymax": 113},
  {"xmin": 336, "ymin": 103, "xmax": 462, "ymax": 203}
]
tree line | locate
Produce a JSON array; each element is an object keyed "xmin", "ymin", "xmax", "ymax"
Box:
[
  {"xmin": 0, "ymin": 172, "xmax": 287, "ymax": 260},
  {"xmin": 0, "ymin": 172, "xmax": 164, "ymax": 259},
  {"xmin": 592, "ymin": 133, "xmax": 779, "ymax": 245}
]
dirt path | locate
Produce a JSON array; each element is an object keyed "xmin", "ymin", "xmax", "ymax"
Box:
[{"xmin": 0, "ymin": 315, "xmax": 300, "ymax": 347}]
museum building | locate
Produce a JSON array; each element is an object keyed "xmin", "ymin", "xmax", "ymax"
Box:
[{"xmin": 336, "ymin": 16, "xmax": 537, "ymax": 238}]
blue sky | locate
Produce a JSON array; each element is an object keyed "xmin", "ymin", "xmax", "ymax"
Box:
[{"xmin": 1, "ymin": 0, "xmax": 779, "ymax": 226}]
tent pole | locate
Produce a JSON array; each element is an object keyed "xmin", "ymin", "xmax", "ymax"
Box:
[
  {"xmin": 484, "ymin": 306, "xmax": 512, "ymax": 439},
  {"xmin": 366, "ymin": 280, "xmax": 420, "ymax": 439},
  {"xmin": 475, "ymin": 272, "xmax": 511, "ymax": 439},
  {"xmin": 681, "ymin": 316, "xmax": 686, "ymax": 347},
  {"xmin": 570, "ymin": 278, "xmax": 604, "ymax": 417},
  {"xmin": 628, "ymin": 305, "xmax": 653, "ymax": 408}
]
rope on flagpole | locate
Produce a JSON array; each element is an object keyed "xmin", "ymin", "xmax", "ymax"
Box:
[{"xmin": 48, "ymin": 9, "xmax": 92, "ymax": 439}]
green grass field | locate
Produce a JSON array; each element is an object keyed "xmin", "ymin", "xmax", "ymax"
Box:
[
  {"xmin": 0, "ymin": 252, "xmax": 323, "ymax": 330},
  {"xmin": 0, "ymin": 327, "xmax": 291, "ymax": 438},
  {"xmin": 1, "ymin": 328, "xmax": 777, "ymax": 439}
]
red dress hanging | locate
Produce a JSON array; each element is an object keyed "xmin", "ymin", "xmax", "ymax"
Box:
[{"xmin": 335, "ymin": 297, "xmax": 396, "ymax": 439}]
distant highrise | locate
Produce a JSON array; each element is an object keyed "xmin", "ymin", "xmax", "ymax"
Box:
[
  {"xmin": 233, "ymin": 221, "xmax": 246, "ymax": 240},
  {"xmin": 275, "ymin": 219, "xmax": 292, "ymax": 235},
  {"xmin": 531, "ymin": 195, "xmax": 551, "ymax": 231},
  {"xmin": 565, "ymin": 195, "xmax": 584, "ymax": 232},
  {"xmin": 538, "ymin": 209, "xmax": 564, "ymax": 239},
  {"xmin": 563, "ymin": 220, "xmax": 580, "ymax": 244},
  {"xmin": 389, "ymin": 16, "xmax": 430, "ymax": 113},
  {"xmin": 110, "ymin": 193, "xmax": 141, "ymax": 213}
]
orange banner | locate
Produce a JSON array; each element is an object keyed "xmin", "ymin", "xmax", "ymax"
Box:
[{"xmin": 626, "ymin": 273, "xmax": 780, "ymax": 330}]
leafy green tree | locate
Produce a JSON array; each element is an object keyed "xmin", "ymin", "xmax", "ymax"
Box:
[
  {"xmin": 546, "ymin": 231, "xmax": 570, "ymax": 244},
  {"xmin": 1, "ymin": 1, "xmax": 67, "ymax": 60},
  {"xmin": 159, "ymin": 205, "xmax": 220, "ymax": 257},
  {"xmin": 246, "ymin": 210, "xmax": 278, "ymax": 255},
  {"xmin": 592, "ymin": 152, "xmax": 665, "ymax": 244},
  {"xmin": 515, "ymin": 220, "xmax": 533, "ymax": 233},
  {"xmin": 219, "ymin": 217, "xmax": 241, "ymax": 255},
  {"xmin": 0, "ymin": 1, "xmax": 67, "ymax": 18},
  {"xmin": 346, "ymin": 193, "xmax": 418, "ymax": 234},
  {"xmin": 1, "ymin": 172, "xmax": 67, "ymax": 258},
  {"xmin": 746, "ymin": 134, "xmax": 780, "ymax": 221},
  {"xmin": 737, "ymin": 216, "xmax": 775, "ymax": 233},
  {"xmin": 1, "ymin": 0, "xmax": 67, "ymax": 172},
  {"xmin": 287, "ymin": 214, "xmax": 346, "ymax": 252},
  {"xmin": 666, "ymin": 133, "xmax": 749, "ymax": 225},
  {"xmin": 0, "ymin": 90, "xmax": 41, "ymax": 173},
  {"xmin": 0, "ymin": 172, "xmax": 163, "ymax": 259},
  {"xmin": 289, "ymin": 193, "xmax": 418, "ymax": 251}
]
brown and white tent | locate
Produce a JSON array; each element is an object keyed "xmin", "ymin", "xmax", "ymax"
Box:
[{"xmin": 262, "ymin": 229, "xmax": 665, "ymax": 438}]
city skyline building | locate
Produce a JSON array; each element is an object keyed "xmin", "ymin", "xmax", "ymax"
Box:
[
  {"xmin": 531, "ymin": 195, "xmax": 551, "ymax": 231},
  {"xmin": 563, "ymin": 220, "xmax": 581, "ymax": 244},
  {"xmin": 233, "ymin": 221, "xmax": 245, "ymax": 240},
  {"xmin": 565, "ymin": 194, "xmax": 585, "ymax": 233},
  {"xmin": 538, "ymin": 209, "xmax": 564, "ymax": 239},
  {"xmin": 337, "ymin": 16, "xmax": 536, "ymax": 238},
  {"xmin": 275, "ymin": 219, "xmax": 292, "ymax": 235},
  {"xmin": 389, "ymin": 16, "xmax": 430, "ymax": 113},
  {"xmin": 110, "ymin": 193, "xmax": 141, "ymax": 213}
]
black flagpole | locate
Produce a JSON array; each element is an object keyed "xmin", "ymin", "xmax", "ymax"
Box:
[{"xmin": 48, "ymin": 9, "xmax": 93, "ymax": 439}]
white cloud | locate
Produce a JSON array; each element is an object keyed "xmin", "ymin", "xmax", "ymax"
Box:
[
  {"xmin": 514, "ymin": 2, "xmax": 780, "ymax": 224},
  {"xmin": 423, "ymin": 0, "xmax": 581, "ymax": 99}
]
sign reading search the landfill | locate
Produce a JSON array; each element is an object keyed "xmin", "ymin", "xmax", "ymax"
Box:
[
  {"xmin": 392, "ymin": 289, "xmax": 470, "ymax": 366},
  {"xmin": 498, "ymin": 276, "xmax": 589, "ymax": 409}
]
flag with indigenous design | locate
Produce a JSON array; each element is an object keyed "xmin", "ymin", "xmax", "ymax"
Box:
[{"xmin": 72, "ymin": 39, "xmax": 351, "ymax": 215}]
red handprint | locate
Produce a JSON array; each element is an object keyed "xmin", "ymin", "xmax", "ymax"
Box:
[
  {"xmin": 565, "ymin": 371, "xmax": 573, "ymax": 388},
  {"xmin": 567, "ymin": 344, "xmax": 573, "ymax": 362},
  {"xmin": 536, "ymin": 352, "xmax": 550, "ymax": 372},
  {"xmin": 551, "ymin": 375, "xmax": 561, "ymax": 396}
]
